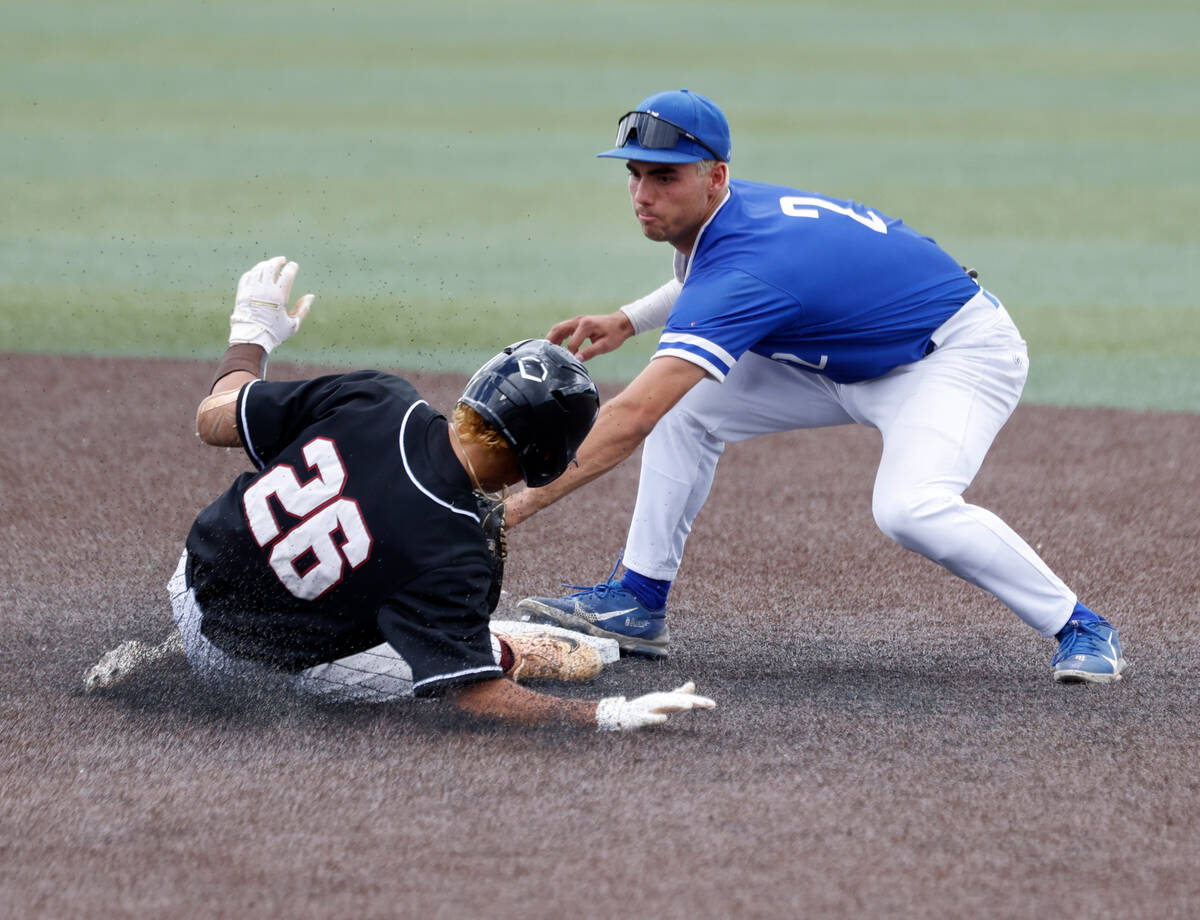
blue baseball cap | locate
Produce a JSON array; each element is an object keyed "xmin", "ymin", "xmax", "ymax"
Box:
[{"xmin": 597, "ymin": 89, "xmax": 732, "ymax": 163}]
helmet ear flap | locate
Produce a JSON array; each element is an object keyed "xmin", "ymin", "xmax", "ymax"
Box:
[{"xmin": 459, "ymin": 340, "xmax": 600, "ymax": 487}]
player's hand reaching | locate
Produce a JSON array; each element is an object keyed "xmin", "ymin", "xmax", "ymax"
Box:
[
  {"xmin": 595, "ymin": 680, "xmax": 716, "ymax": 731},
  {"xmin": 230, "ymin": 256, "xmax": 315, "ymax": 352},
  {"xmin": 548, "ymin": 311, "xmax": 634, "ymax": 361}
]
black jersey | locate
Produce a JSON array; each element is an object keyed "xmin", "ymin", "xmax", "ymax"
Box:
[{"xmin": 185, "ymin": 370, "xmax": 503, "ymax": 697}]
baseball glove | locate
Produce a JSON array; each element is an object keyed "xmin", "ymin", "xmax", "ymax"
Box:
[
  {"xmin": 476, "ymin": 492, "xmax": 507, "ymax": 613},
  {"xmin": 495, "ymin": 629, "xmax": 604, "ymax": 683}
]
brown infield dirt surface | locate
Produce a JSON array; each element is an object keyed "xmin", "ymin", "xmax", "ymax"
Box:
[{"xmin": 3, "ymin": 352, "xmax": 1199, "ymax": 919}]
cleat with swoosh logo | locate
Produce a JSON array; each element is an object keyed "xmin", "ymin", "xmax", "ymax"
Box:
[
  {"xmin": 1052, "ymin": 620, "xmax": 1127, "ymax": 683},
  {"xmin": 516, "ymin": 559, "xmax": 669, "ymax": 659}
]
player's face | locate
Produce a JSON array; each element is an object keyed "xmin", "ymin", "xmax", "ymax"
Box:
[{"xmin": 626, "ymin": 160, "xmax": 724, "ymax": 253}]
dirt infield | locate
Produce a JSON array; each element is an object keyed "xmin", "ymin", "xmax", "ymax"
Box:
[{"xmin": 3, "ymin": 352, "xmax": 1199, "ymax": 919}]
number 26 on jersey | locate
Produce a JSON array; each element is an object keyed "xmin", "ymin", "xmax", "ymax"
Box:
[{"xmin": 242, "ymin": 437, "xmax": 374, "ymax": 600}]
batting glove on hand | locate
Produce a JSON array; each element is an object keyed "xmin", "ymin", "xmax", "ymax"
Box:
[
  {"xmin": 595, "ymin": 680, "xmax": 716, "ymax": 731},
  {"xmin": 229, "ymin": 256, "xmax": 314, "ymax": 352}
]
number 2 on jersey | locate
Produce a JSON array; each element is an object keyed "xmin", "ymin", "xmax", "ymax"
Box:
[
  {"xmin": 242, "ymin": 437, "xmax": 374, "ymax": 600},
  {"xmin": 779, "ymin": 196, "xmax": 888, "ymax": 234}
]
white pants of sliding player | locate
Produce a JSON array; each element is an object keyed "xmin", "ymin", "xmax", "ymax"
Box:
[
  {"xmin": 623, "ymin": 290, "xmax": 1077, "ymax": 638},
  {"xmin": 169, "ymin": 550, "xmax": 437, "ymax": 702}
]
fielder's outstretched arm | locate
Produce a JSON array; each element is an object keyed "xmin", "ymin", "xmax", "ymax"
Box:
[{"xmin": 503, "ymin": 355, "xmax": 707, "ymax": 528}]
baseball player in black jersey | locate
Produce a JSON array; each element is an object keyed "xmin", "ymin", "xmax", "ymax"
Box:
[{"xmin": 87, "ymin": 257, "xmax": 715, "ymax": 732}]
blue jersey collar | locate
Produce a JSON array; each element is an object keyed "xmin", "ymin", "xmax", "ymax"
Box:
[{"xmin": 675, "ymin": 186, "xmax": 733, "ymax": 283}]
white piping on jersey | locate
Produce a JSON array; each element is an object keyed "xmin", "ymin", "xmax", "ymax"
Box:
[
  {"xmin": 239, "ymin": 379, "xmax": 265, "ymax": 468},
  {"xmin": 412, "ymin": 664, "xmax": 502, "ymax": 692},
  {"xmin": 398, "ymin": 400, "xmax": 480, "ymax": 523},
  {"xmin": 660, "ymin": 332, "xmax": 737, "ymax": 369},
  {"xmin": 771, "ymin": 351, "xmax": 828, "ymax": 370},
  {"xmin": 653, "ymin": 347, "xmax": 728, "ymax": 381},
  {"xmin": 675, "ymin": 187, "xmax": 732, "ymax": 282}
]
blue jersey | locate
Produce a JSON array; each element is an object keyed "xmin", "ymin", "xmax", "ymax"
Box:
[{"xmin": 658, "ymin": 179, "xmax": 981, "ymax": 384}]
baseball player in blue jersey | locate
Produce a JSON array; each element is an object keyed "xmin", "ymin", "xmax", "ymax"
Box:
[
  {"xmin": 511, "ymin": 89, "xmax": 1126, "ymax": 684},
  {"xmin": 86, "ymin": 256, "xmax": 717, "ymax": 731}
]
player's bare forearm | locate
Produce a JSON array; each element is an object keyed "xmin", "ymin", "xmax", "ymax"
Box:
[
  {"xmin": 504, "ymin": 399, "xmax": 649, "ymax": 526},
  {"xmin": 195, "ymin": 345, "xmax": 265, "ymax": 447},
  {"xmin": 449, "ymin": 677, "xmax": 598, "ymax": 728},
  {"xmin": 196, "ymin": 388, "xmax": 243, "ymax": 446},
  {"xmin": 450, "ymin": 676, "xmax": 718, "ymax": 732},
  {"xmin": 504, "ymin": 355, "xmax": 708, "ymax": 528}
]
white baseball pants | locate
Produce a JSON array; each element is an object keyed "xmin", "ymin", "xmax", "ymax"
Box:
[
  {"xmin": 623, "ymin": 291, "xmax": 1077, "ymax": 637},
  {"xmin": 168, "ymin": 550, "xmax": 421, "ymax": 701},
  {"xmin": 169, "ymin": 551, "xmax": 508, "ymax": 702}
]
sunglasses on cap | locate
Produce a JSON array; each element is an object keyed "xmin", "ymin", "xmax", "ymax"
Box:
[{"xmin": 614, "ymin": 111, "xmax": 723, "ymax": 160}]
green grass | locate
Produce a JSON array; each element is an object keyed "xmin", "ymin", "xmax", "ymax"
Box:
[{"xmin": 3, "ymin": 0, "xmax": 1198, "ymax": 410}]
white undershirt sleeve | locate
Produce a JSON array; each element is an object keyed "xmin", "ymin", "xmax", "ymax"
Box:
[{"xmin": 618, "ymin": 278, "xmax": 683, "ymax": 335}]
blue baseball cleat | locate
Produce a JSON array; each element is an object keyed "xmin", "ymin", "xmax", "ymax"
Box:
[
  {"xmin": 516, "ymin": 562, "xmax": 670, "ymax": 659},
  {"xmin": 1052, "ymin": 619, "xmax": 1127, "ymax": 683}
]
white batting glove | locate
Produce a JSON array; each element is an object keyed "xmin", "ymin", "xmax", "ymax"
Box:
[
  {"xmin": 595, "ymin": 680, "xmax": 716, "ymax": 731},
  {"xmin": 229, "ymin": 256, "xmax": 315, "ymax": 352}
]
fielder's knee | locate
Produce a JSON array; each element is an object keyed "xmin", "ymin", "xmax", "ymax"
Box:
[
  {"xmin": 872, "ymin": 488, "xmax": 960, "ymax": 555},
  {"xmin": 643, "ymin": 401, "xmax": 724, "ymax": 469}
]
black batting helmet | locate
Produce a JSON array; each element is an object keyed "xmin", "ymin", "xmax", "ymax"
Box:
[{"xmin": 459, "ymin": 339, "xmax": 600, "ymax": 488}]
